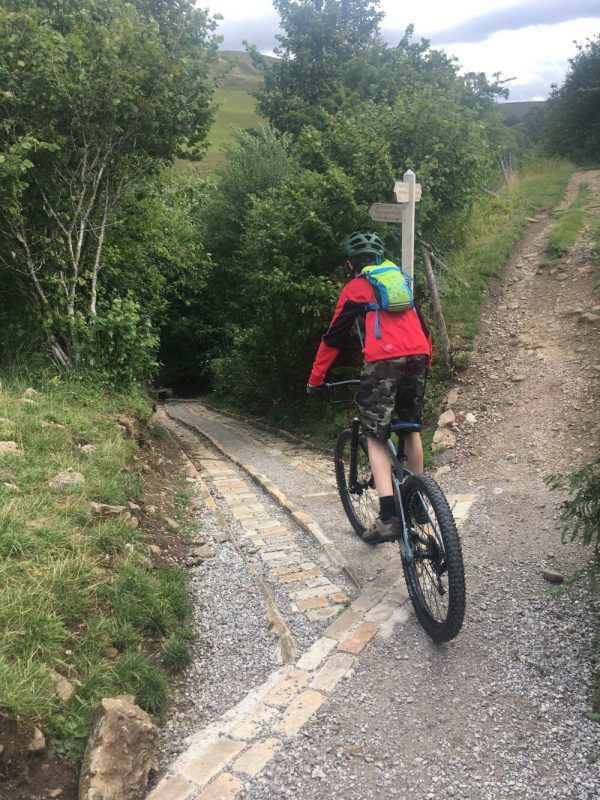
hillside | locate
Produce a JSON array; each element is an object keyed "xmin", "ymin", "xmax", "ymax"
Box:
[
  {"xmin": 498, "ymin": 99, "xmax": 545, "ymax": 126},
  {"xmin": 216, "ymin": 50, "xmax": 268, "ymax": 91},
  {"xmin": 193, "ymin": 60, "xmax": 548, "ymax": 173},
  {"xmin": 189, "ymin": 51, "xmax": 270, "ymax": 171}
]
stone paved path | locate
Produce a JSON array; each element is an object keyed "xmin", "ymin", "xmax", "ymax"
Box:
[
  {"xmin": 147, "ymin": 403, "xmax": 474, "ymax": 800},
  {"xmin": 166, "ymin": 401, "xmax": 474, "ymax": 588}
]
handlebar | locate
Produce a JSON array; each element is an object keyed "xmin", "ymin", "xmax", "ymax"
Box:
[
  {"xmin": 324, "ymin": 380, "xmax": 360, "ymax": 389},
  {"xmin": 306, "ymin": 379, "xmax": 360, "ymax": 396}
]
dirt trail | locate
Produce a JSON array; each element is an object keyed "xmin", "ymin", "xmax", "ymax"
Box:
[{"xmin": 153, "ymin": 171, "xmax": 600, "ymax": 800}]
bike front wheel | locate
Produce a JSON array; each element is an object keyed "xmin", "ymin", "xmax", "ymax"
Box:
[
  {"xmin": 400, "ymin": 474, "xmax": 465, "ymax": 642},
  {"xmin": 334, "ymin": 428, "xmax": 379, "ymax": 536}
]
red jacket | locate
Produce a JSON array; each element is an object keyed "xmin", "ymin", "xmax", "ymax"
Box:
[{"xmin": 309, "ymin": 273, "xmax": 432, "ymax": 386}]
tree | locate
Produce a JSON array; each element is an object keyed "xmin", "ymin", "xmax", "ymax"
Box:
[
  {"xmin": 247, "ymin": 0, "xmax": 384, "ymax": 134},
  {"xmin": 544, "ymin": 34, "xmax": 600, "ymax": 161},
  {"xmin": 0, "ymin": 0, "xmax": 219, "ymax": 369}
]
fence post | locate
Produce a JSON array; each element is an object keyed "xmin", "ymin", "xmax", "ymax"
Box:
[{"xmin": 421, "ymin": 246, "xmax": 451, "ymax": 365}]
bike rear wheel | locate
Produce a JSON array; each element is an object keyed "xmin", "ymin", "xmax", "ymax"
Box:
[
  {"xmin": 400, "ymin": 474, "xmax": 465, "ymax": 642},
  {"xmin": 334, "ymin": 428, "xmax": 378, "ymax": 536}
]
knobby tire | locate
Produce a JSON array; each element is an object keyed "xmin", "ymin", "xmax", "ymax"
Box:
[
  {"xmin": 400, "ymin": 474, "xmax": 466, "ymax": 642},
  {"xmin": 334, "ymin": 428, "xmax": 378, "ymax": 536}
]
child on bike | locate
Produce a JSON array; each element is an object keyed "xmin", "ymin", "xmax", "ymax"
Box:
[{"xmin": 307, "ymin": 230, "xmax": 432, "ymax": 543}]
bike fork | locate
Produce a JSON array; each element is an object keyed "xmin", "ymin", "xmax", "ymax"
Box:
[{"xmin": 390, "ymin": 444, "xmax": 413, "ymax": 564}]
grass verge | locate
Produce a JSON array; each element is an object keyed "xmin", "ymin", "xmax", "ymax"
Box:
[
  {"xmin": 441, "ymin": 157, "xmax": 574, "ymax": 345},
  {"xmin": 0, "ymin": 376, "xmax": 192, "ymax": 761},
  {"xmin": 546, "ymin": 183, "xmax": 591, "ymax": 260}
]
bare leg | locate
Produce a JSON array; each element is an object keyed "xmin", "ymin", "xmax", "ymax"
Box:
[
  {"xmin": 367, "ymin": 436, "xmax": 393, "ymax": 497},
  {"xmin": 368, "ymin": 432, "xmax": 423, "ymax": 498},
  {"xmin": 405, "ymin": 432, "xmax": 424, "ymax": 474}
]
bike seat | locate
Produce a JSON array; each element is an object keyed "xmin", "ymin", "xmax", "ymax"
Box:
[{"xmin": 391, "ymin": 421, "xmax": 421, "ymax": 434}]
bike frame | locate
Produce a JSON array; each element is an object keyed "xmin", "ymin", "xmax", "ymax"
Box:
[
  {"xmin": 387, "ymin": 425, "xmax": 416, "ymax": 564},
  {"xmin": 326, "ymin": 379, "xmax": 424, "ymax": 560}
]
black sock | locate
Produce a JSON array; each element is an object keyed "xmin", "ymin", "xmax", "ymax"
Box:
[{"xmin": 379, "ymin": 495, "xmax": 395, "ymax": 521}]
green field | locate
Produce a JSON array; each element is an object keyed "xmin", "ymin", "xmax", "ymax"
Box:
[
  {"xmin": 188, "ymin": 57, "xmax": 547, "ymax": 173},
  {"xmin": 184, "ymin": 51, "xmax": 267, "ymax": 172}
]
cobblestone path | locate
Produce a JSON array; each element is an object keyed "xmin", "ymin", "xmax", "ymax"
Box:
[{"xmin": 147, "ymin": 403, "xmax": 474, "ymax": 800}]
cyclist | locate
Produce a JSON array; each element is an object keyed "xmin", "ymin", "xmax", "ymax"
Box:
[{"xmin": 307, "ymin": 230, "xmax": 432, "ymax": 543}]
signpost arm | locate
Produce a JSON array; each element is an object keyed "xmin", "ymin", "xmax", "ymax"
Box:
[{"xmin": 401, "ymin": 170, "xmax": 416, "ymax": 279}]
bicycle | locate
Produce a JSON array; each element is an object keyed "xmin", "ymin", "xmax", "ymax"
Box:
[{"xmin": 321, "ymin": 379, "xmax": 466, "ymax": 642}]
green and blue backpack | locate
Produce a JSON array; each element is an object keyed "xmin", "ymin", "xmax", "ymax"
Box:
[{"xmin": 361, "ymin": 259, "xmax": 414, "ymax": 338}]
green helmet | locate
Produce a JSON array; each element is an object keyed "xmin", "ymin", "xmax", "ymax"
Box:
[{"xmin": 342, "ymin": 230, "xmax": 384, "ymax": 258}]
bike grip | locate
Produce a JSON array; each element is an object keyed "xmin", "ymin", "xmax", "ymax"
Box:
[{"xmin": 306, "ymin": 384, "xmax": 324, "ymax": 396}]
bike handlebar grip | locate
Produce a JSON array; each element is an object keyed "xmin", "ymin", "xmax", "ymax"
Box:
[{"xmin": 306, "ymin": 385, "xmax": 324, "ymax": 396}]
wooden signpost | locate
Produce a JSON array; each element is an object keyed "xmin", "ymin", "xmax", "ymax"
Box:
[
  {"xmin": 369, "ymin": 169, "xmax": 451, "ymax": 363},
  {"xmin": 369, "ymin": 169, "xmax": 420, "ymax": 279}
]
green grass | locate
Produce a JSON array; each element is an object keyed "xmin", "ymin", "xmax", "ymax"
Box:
[
  {"xmin": 175, "ymin": 89, "xmax": 264, "ymax": 174},
  {"xmin": 176, "ymin": 51, "xmax": 267, "ymax": 174},
  {"xmin": 0, "ymin": 376, "xmax": 192, "ymax": 760},
  {"xmin": 441, "ymin": 158, "xmax": 574, "ymax": 345},
  {"xmin": 546, "ymin": 183, "xmax": 591, "ymax": 259}
]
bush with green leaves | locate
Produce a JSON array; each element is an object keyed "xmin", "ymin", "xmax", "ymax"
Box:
[
  {"xmin": 544, "ymin": 34, "xmax": 600, "ymax": 162},
  {"xmin": 86, "ymin": 297, "xmax": 159, "ymax": 388},
  {"xmin": 0, "ymin": 0, "xmax": 218, "ymax": 374},
  {"xmin": 545, "ymin": 458, "xmax": 600, "ymax": 562},
  {"xmin": 201, "ymin": 134, "xmax": 363, "ymax": 404}
]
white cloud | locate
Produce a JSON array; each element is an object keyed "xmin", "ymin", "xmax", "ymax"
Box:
[
  {"xmin": 207, "ymin": 1, "xmax": 600, "ymax": 100},
  {"xmin": 437, "ymin": 18, "xmax": 598, "ymax": 99}
]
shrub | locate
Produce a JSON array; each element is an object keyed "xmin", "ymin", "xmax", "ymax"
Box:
[{"xmin": 545, "ymin": 458, "xmax": 600, "ymax": 560}]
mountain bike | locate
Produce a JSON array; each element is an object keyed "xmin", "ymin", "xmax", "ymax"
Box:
[{"xmin": 324, "ymin": 379, "xmax": 465, "ymax": 642}]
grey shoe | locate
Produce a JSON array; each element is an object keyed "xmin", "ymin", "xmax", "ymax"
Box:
[{"xmin": 362, "ymin": 516, "xmax": 400, "ymax": 544}]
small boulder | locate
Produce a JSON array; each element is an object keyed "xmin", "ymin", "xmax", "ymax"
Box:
[
  {"xmin": 22, "ymin": 387, "xmax": 38, "ymax": 398},
  {"xmin": 0, "ymin": 417, "xmax": 13, "ymax": 425},
  {"xmin": 580, "ymin": 312, "xmax": 600, "ymax": 324},
  {"xmin": 3, "ymin": 482, "xmax": 21, "ymax": 492},
  {"xmin": 437, "ymin": 409, "xmax": 455, "ymax": 429},
  {"xmin": 49, "ymin": 468, "xmax": 85, "ymax": 487},
  {"xmin": 511, "ymin": 373, "xmax": 527, "ymax": 382},
  {"xmin": 28, "ymin": 726, "xmax": 46, "ymax": 753},
  {"xmin": 164, "ymin": 517, "xmax": 179, "ymax": 530},
  {"xmin": 465, "ymin": 412, "xmax": 477, "ymax": 425},
  {"xmin": 79, "ymin": 444, "xmax": 97, "ymax": 455},
  {"xmin": 434, "ymin": 465, "xmax": 451, "ymax": 477},
  {"xmin": 90, "ymin": 502, "xmax": 127, "ymax": 517},
  {"xmin": 122, "ymin": 512, "xmax": 139, "ymax": 529},
  {"xmin": 444, "ymin": 388, "xmax": 459, "ymax": 407},
  {"xmin": 126, "ymin": 501, "xmax": 141, "ymax": 511},
  {"xmin": 192, "ymin": 544, "xmax": 216, "ymax": 560},
  {"xmin": 49, "ymin": 670, "xmax": 75, "ymax": 705},
  {"xmin": 79, "ymin": 696, "xmax": 158, "ymax": 800},
  {"xmin": 0, "ymin": 441, "xmax": 23, "ymax": 456},
  {"xmin": 432, "ymin": 428, "xmax": 456, "ymax": 451},
  {"xmin": 147, "ymin": 544, "xmax": 162, "ymax": 557},
  {"xmin": 542, "ymin": 569, "xmax": 564, "ymax": 584}
]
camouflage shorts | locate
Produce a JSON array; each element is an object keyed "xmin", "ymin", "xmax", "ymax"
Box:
[{"xmin": 357, "ymin": 356, "xmax": 428, "ymax": 441}]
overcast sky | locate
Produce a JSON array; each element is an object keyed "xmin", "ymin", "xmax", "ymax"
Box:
[{"xmin": 205, "ymin": 0, "xmax": 600, "ymax": 101}]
